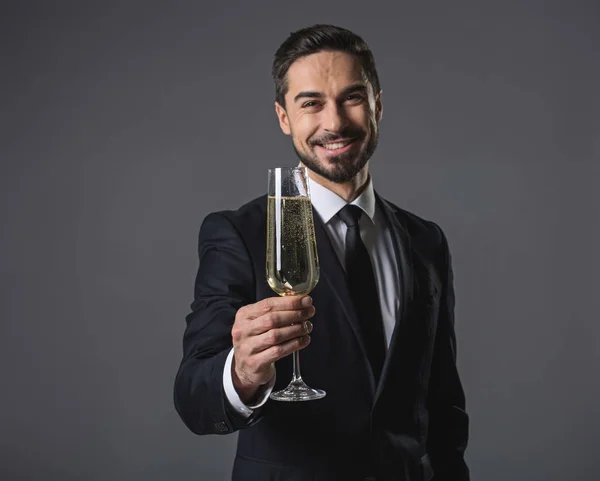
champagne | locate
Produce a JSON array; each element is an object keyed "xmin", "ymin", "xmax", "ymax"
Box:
[
  {"xmin": 266, "ymin": 167, "xmax": 326, "ymax": 401},
  {"xmin": 267, "ymin": 196, "xmax": 319, "ymax": 296}
]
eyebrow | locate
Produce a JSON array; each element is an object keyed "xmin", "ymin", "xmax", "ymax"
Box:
[
  {"xmin": 293, "ymin": 83, "xmax": 368, "ymax": 104},
  {"xmin": 339, "ymin": 84, "xmax": 368, "ymax": 98},
  {"xmin": 293, "ymin": 91, "xmax": 325, "ymax": 103}
]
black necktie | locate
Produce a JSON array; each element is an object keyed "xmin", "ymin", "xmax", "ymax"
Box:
[{"xmin": 338, "ymin": 204, "xmax": 386, "ymax": 382}]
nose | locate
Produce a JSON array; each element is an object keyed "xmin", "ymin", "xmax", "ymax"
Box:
[{"xmin": 322, "ymin": 102, "xmax": 349, "ymax": 133}]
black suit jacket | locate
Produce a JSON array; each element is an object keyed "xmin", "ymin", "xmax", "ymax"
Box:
[{"xmin": 174, "ymin": 193, "xmax": 469, "ymax": 481}]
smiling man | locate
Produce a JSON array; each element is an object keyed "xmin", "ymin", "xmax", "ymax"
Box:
[
  {"xmin": 275, "ymin": 50, "xmax": 380, "ymax": 191},
  {"xmin": 174, "ymin": 25, "xmax": 470, "ymax": 481}
]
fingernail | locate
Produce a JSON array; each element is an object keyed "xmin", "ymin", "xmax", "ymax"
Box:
[
  {"xmin": 301, "ymin": 296, "xmax": 312, "ymax": 307},
  {"xmin": 303, "ymin": 321, "xmax": 313, "ymax": 333},
  {"xmin": 302, "ymin": 335, "xmax": 310, "ymax": 345}
]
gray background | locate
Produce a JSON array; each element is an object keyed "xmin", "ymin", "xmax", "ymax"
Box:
[{"xmin": 1, "ymin": 0, "xmax": 598, "ymax": 480}]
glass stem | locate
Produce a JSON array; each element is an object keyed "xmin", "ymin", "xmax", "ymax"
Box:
[{"xmin": 292, "ymin": 351, "xmax": 302, "ymax": 383}]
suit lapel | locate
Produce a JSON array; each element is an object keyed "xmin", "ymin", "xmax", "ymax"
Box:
[
  {"xmin": 373, "ymin": 195, "xmax": 441, "ymax": 404},
  {"xmin": 312, "ymin": 207, "xmax": 377, "ymax": 393},
  {"xmin": 373, "ymin": 195, "xmax": 414, "ymax": 402}
]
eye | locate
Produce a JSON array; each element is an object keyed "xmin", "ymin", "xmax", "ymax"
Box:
[
  {"xmin": 302, "ymin": 101, "xmax": 319, "ymax": 108},
  {"xmin": 345, "ymin": 94, "xmax": 363, "ymax": 102}
]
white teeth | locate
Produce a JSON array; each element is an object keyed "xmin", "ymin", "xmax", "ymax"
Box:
[{"xmin": 321, "ymin": 140, "xmax": 352, "ymax": 150}]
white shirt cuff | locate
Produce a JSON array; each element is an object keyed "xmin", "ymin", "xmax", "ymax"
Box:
[{"xmin": 223, "ymin": 347, "xmax": 276, "ymax": 418}]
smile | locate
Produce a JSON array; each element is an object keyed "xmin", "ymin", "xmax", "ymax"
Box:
[{"xmin": 315, "ymin": 138, "xmax": 357, "ymax": 155}]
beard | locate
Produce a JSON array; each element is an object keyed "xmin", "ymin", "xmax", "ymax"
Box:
[{"xmin": 292, "ymin": 124, "xmax": 379, "ymax": 184}]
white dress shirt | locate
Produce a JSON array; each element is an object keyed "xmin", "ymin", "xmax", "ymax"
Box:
[{"xmin": 223, "ymin": 175, "xmax": 401, "ymax": 417}]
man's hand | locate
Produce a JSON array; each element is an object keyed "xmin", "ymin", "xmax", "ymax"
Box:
[{"xmin": 231, "ymin": 295, "xmax": 315, "ymax": 403}]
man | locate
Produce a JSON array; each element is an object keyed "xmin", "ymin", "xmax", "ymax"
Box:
[{"xmin": 174, "ymin": 24, "xmax": 469, "ymax": 481}]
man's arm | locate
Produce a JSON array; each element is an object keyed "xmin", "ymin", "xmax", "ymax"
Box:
[
  {"xmin": 426, "ymin": 224, "xmax": 470, "ymax": 481},
  {"xmin": 173, "ymin": 212, "xmax": 314, "ymax": 435},
  {"xmin": 173, "ymin": 212, "xmax": 261, "ymax": 435}
]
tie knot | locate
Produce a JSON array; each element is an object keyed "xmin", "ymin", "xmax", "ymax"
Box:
[{"xmin": 338, "ymin": 204, "xmax": 363, "ymax": 228}]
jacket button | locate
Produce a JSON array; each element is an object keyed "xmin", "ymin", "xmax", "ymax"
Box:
[{"xmin": 213, "ymin": 421, "xmax": 228, "ymax": 432}]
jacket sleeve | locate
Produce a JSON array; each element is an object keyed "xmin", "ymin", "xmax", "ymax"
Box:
[
  {"xmin": 173, "ymin": 212, "xmax": 263, "ymax": 435},
  {"xmin": 426, "ymin": 224, "xmax": 470, "ymax": 481}
]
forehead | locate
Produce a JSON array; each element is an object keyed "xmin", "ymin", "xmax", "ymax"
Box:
[{"xmin": 285, "ymin": 51, "xmax": 368, "ymax": 95}]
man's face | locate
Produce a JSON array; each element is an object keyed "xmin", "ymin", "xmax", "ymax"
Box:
[{"xmin": 275, "ymin": 51, "xmax": 382, "ymax": 184}]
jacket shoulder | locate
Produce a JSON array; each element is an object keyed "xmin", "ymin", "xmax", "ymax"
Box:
[
  {"xmin": 382, "ymin": 198, "xmax": 446, "ymax": 249},
  {"xmin": 216, "ymin": 194, "xmax": 266, "ymax": 226},
  {"xmin": 199, "ymin": 194, "xmax": 267, "ymax": 246}
]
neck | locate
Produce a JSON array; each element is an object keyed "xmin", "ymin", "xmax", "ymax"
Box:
[{"xmin": 302, "ymin": 163, "xmax": 370, "ymax": 203}]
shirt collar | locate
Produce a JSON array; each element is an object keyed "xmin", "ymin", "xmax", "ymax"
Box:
[{"xmin": 308, "ymin": 174, "xmax": 376, "ymax": 225}]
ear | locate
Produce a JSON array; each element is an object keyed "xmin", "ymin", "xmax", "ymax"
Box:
[
  {"xmin": 375, "ymin": 90, "xmax": 383, "ymax": 122},
  {"xmin": 275, "ymin": 101, "xmax": 291, "ymax": 135}
]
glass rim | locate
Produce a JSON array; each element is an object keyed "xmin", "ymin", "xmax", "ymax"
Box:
[
  {"xmin": 267, "ymin": 165, "xmax": 311, "ymax": 198},
  {"xmin": 267, "ymin": 166, "xmax": 307, "ymax": 174}
]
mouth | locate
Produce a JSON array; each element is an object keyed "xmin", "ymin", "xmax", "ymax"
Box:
[{"xmin": 314, "ymin": 138, "xmax": 359, "ymax": 156}]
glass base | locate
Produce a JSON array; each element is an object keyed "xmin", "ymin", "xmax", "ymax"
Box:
[{"xmin": 270, "ymin": 378, "xmax": 326, "ymax": 402}]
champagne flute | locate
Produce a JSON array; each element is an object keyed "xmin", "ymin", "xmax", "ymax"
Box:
[{"xmin": 266, "ymin": 166, "xmax": 326, "ymax": 401}]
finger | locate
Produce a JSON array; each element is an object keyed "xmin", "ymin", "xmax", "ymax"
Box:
[
  {"xmin": 244, "ymin": 295, "xmax": 313, "ymax": 318},
  {"xmin": 255, "ymin": 334, "xmax": 311, "ymax": 364},
  {"xmin": 250, "ymin": 321, "xmax": 313, "ymax": 353},
  {"xmin": 247, "ymin": 306, "xmax": 315, "ymax": 336}
]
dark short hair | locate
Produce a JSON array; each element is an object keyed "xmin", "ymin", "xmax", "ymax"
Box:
[{"xmin": 272, "ymin": 24, "xmax": 381, "ymax": 107}]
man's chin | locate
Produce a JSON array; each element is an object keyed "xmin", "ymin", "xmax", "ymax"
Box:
[
  {"xmin": 294, "ymin": 143, "xmax": 369, "ymax": 183},
  {"xmin": 306, "ymin": 158, "xmax": 364, "ymax": 184}
]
